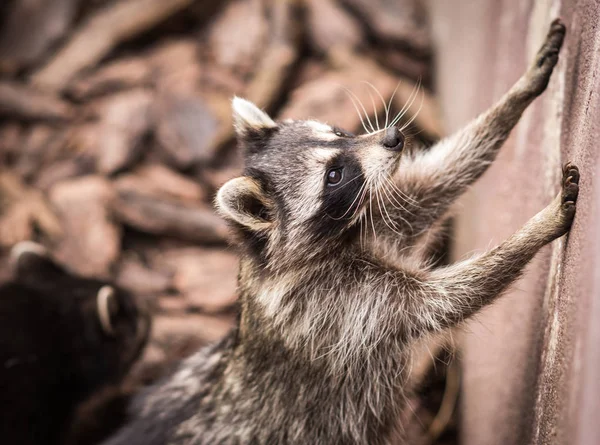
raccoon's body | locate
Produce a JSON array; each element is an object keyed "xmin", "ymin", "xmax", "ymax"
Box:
[{"xmin": 105, "ymin": 20, "xmax": 575, "ymax": 445}]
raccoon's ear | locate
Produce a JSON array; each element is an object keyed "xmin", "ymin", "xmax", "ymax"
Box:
[
  {"xmin": 10, "ymin": 241, "xmax": 66, "ymax": 289},
  {"xmin": 216, "ymin": 177, "xmax": 273, "ymax": 231},
  {"xmin": 232, "ymin": 97, "xmax": 277, "ymax": 136}
]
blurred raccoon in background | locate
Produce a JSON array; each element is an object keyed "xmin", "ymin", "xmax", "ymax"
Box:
[{"xmin": 0, "ymin": 241, "xmax": 150, "ymax": 445}]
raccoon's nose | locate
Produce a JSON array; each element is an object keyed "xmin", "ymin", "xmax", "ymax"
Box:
[{"xmin": 381, "ymin": 127, "xmax": 404, "ymax": 152}]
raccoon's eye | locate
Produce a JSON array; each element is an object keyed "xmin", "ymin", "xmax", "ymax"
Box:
[
  {"xmin": 333, "ymin": 127, "xmax": 354, "ymax": 138},
  {"xmin": 326, "ymin": 168, "xmax": 344, "ymax": 186}
]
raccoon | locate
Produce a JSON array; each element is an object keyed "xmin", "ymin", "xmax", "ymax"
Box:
[
  {"xmin": 0, "ymin": 241, "xmax": 150, "ymax": 445},
  {"xmin": 104, "ymin": 20, "xmax": 573, "ymax": 445}
]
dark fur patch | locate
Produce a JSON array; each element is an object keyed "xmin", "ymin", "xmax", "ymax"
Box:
[
  {"xmin": 321, "ymin": 152, "xmax": 365, "ymax": 220},
  {"xmin": 0, "ymin": 253, "xmax": 149, "ymax": 445}
]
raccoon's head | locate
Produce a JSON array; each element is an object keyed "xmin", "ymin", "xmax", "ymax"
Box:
[{"xmin": 216, "ymin": 97, "xmax": 407, "ymax": 265}]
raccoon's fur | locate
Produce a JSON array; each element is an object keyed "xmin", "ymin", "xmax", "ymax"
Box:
[
  {"xmin": 105, "ymin": 20, "xmax": 574, "ymax": 445},
  {"xmin": 0, "ymin": 242, "xmax": 149, "ymax": 445}
]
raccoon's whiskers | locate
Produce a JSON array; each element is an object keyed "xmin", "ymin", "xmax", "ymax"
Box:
[
  {"xmin": 382, "ymin": 175, "xmax": 420, "ymax": 207},
  {"xmin": 343, "ymin": 88, "xmax": 371, "ymax": 135},
  {"xmin": 378, "ymin": 174, "xmax": 412, "ymax": 225},
  {"xmin": 386, "ymin": 82, "xmax": 401, "ymax": 127},
  {"xmin": 353, "ymin": 176, "xmax": 372, "ymax": 221},
  {"xmin": 343, "ymin": 87, "xmax": 376, "ymax": 134},
  {"xmin": 363, "ymin": 81, "xmax": 390, "ymax": 130},
  {"xmin": 333, "ymin": 179, "xmax": 368, "ymax": 220},
  {"xmin": 351, "ymin": 188, "xmax": 368, "ymax": 223},
  {"xmin": 400, "ymin": 90, "xmax": 425, "ymax": 133},
  {"xmin": 403, "ymin": 127, "xmax": 426, "ymax": 139},
  {"xmin": 368, "ymin": 188, "xmax": 377, "ymax": 241},
  {"xmin": 328, "ymin": 173, "xmax": 364, "ymax": 195},
  {"xmin": 380, "ymin": 181, "xmax": 410, "ymax": 214},
  {"xmin": 375, "ymin": 180, "xmax": 403, "ymax": 237},
  {"xmin": 389, "ymin": 78, "xmax": 421, "ymax": 129},
  {"xmin": 380, "ymin": 180, "xmax": 411, "ymax": 212},
  {"xmin": 380, "ymin": 181, "xmax": 414, "ymax": 231},
  {"xmin": 366, "ymin": 89, "xmax": 380, "ymax": 131}
]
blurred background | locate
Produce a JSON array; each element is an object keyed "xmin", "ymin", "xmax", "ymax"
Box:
[
  {"xmin": 1, "ymin": 0, "xmax": 599, "ymax": 444},
  {"xmin": 0, "ymin": 0, "xmax": 449, "ymax": 441}
]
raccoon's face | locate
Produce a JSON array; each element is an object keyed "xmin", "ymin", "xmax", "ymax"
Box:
[{"xmin": 216, "ymin": 98, "xmax": 407, "ymax": 259}]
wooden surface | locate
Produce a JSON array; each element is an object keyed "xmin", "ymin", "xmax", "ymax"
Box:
[{"xmin": 428, "ymin": 1, "xmax": 600, "ymax": 444}]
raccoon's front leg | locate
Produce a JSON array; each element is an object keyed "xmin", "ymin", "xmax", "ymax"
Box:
[
  {"xmin": 390, "ymin": 19, "xmax": 566, "ymax": 240},
  {"xmin": 396, "ymin": 163, "xmax": 578, "ymax": 335}
]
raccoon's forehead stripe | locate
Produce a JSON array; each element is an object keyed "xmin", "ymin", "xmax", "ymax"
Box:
[
  {"xmin": 305, "ymin": 121, "xmax": 338, "ymax": 141},
  {"xmin": 289, "ymin": 147, "xmax": 341, "ymax": 222},
  {"xmin": 306, "ymin": 121, "xmax": 333, "ymax": 133},
  {"xmin": 310, "ymin": 147, "xmax": 339, "ymax": 163}
]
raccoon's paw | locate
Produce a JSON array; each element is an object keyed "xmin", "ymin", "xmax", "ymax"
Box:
[
  {"xmin": 527, "ymin": 19, "xmax": 566, "ymax": 95},
  {"xmin": 559, "ymin": 162, "xmax": 579, "ymax": 226},
  {"xmin": 547, "ymin": 162, "xmax": 579, "ymax": 240}
]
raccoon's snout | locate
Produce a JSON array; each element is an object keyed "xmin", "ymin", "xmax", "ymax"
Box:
[{"xmin": 381, "ymin": 127, "xmax": 404, "ymax": 152}]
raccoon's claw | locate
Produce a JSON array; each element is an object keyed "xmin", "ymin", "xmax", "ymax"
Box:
[
  {"xmin": 562, "ymin": 162, "xmax": 579, "ymax": 205},
  {"xmin": 559, "ymin": 162, "xmax": 579, "ymax": 227},
  {"xmin": 537, "ymin": 19, "xmax": 566, "ymax": 68},
  {"xmin": 528, "ymin": 19, "xmax": 566, "ymax": 95}
]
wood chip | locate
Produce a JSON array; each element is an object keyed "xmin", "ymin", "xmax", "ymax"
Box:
[
  {"xmin": 373, "ymin": 47, "xmax": 431, "ymax": 84},
  {"xmin": 116, "ymin": 164, "xmax": 207, "ymax": 202},
  {"xmin": 159, "ymin": 247, "xmax": 239, "ymax": 313},
  {"xmin": 154, "ymin": 94, "xmax": 222, "ymax": 169},
  {"xmin": 244, "ymin": 0, "xmax": 302, "ymax": 109},
  {"xmin": 206, "ymin": 0, "xmax": 269, "ymax": 77},
  {"xmin": 147, "ymin": 39, "xmax": 201, "ymax": 95},
  {"xmin": 30, "ymin": 0, "xmax": 197, "ymax": 91},
  {"xmin": 115, "ymin": 253, "xmax": 174, "ymax": 296},
  {"xmin": 68, "ymin": 57, "xmax": 153, "ymax": 100},
  {"xmin": 156, "ymin": 296, "xmax": 190, "ymax": 314},
  {"xmin": 0, "ymin": 81, "xmax": 73, "ymax": 121},
  {"xmin": 0, "ymin": 0, "xmax": 78, "ymax": 74},
  {"xmin": 111, "ymin": 186, "xmax": 229, "ymax": 244},
  {"xmin": 49, "ymin": 176, "xmax": 121, "ymax": 278},
  {"xmin": 0, "ymin": 172, "xmax": 62, "ymax": 248},
  {"xmin": 34, "ymin": 157, "xmax": 96, "ymax": 191},
  {"xmin": 15, "ymin": 125, "xmax": 71, "ymax": 181},
  {"xmin": 207, "ymin": 0, "xmax": 303, "ymax": 153},
  {"xmin": 340, "ymin": 0, "xmax": 431, "ymax": 53},
  {"xmin": 92, "ymin": 90, "xmax": 153, "ymax": 174},
  {"xmin": 305, "ymin": 0, "xmax": 364, "ymax": 54},
  {"xmin": 0, "ymin": 122, "xmax": 23, "ymax": 165},
  {"xmin": 152, "ymin": 313, "xmax": 234, "ymax": 347}
]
